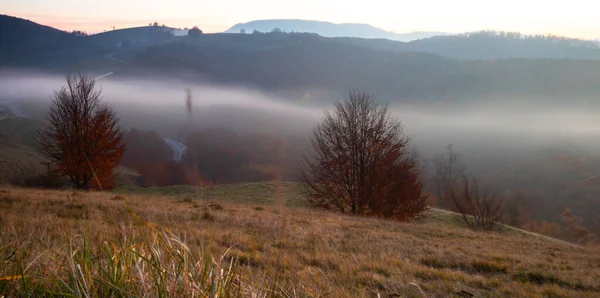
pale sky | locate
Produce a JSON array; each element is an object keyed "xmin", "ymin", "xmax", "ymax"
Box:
[{"xmin": 2, "ymin": 0, "xmax": 600, "ymax": 38}]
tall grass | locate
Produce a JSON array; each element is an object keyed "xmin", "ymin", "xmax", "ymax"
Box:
[
  {"xmin": 61, "ymin": 231, "xmax": 240, "ymax": 297},
  {"xmin": 1, "ymin": 213, "xmax": 247, "ymax": 297}
]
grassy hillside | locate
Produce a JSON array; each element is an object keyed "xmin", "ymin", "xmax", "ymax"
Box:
[
  {"xmin": 1, "ymin": 185, "xmax": 598, "ymax": 297},
  {"xmin": 0, "ymin": 118, "xmax": 47, "ymax": 184},
  {"xmin": 119, "ymin": 181, "xmax": 309, "ymax": 208},
  {"xmin": 0, "ymin": 144, "xmax": 45, "ymax": 184}
]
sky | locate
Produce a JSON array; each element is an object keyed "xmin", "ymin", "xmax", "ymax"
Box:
[{"xmin": 2, "ymin": 0, "xmax": 600, "ymax": 38}]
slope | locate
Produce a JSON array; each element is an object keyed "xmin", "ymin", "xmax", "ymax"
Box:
[
  {"xmin": 130, "ymin": 33, "xmax": 600, "ymax": 101},
  {"xmin": 0, "ymin": 15, "xmax": 177, "ymax": 68},
  {"xmin": 1, "ymin": 186, "xmax": 598, "ymax": 297}
]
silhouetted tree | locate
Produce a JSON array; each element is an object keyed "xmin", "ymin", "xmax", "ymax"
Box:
[
  {"xmin": 239, "ymin": 29, "xmax": 247, "ymax": 34},
  {"xmin": 69, "ymin": 30, "xmax": 88, "ymax": 36},
  {"xmin": 37, "ymin": 74, "xmax": 125, "ymax": 190},
  {"xmin": 300, "ymin": 89, "xmax": 428, "ymax": 220},
  {"xmin": 188, "ymin": 26, "xmax": 203, "ymax": 37}
]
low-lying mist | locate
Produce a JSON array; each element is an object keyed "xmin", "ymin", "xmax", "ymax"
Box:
[
  {"xmin": 3, "ymin": 70, "xmax": 600, "ymax": 158},
  {"xmin": 2, "ymin": 70, "xmax": 600, "ymax": 223}
]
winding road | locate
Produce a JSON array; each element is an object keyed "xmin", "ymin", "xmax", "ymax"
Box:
[
  {"xmin": 162, "ymin": 137, "xmax": 187, "ymax": 162},
  {"xmin": 95, "ymin": 72, "xmax": 114, "ymax": 80}
]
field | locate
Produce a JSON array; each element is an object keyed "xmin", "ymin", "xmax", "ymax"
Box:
[{"xmin": 1, "ymin": 183, "xmax": 599, "ymax": 297}]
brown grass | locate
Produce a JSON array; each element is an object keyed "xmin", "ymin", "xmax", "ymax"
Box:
[
  {"xmin": 0, "ymin": 144, "xmax": 45, "ymax": 184},
  {"xmin": 1, "ymin": 185, "xmax": 599, "ymax": 297}
]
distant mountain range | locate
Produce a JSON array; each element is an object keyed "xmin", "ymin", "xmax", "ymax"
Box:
[{"xmin": 225, "ymin": 19, "xmax": 448, "ymax": 42}]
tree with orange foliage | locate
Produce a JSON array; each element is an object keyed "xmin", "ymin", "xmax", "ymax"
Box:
[
  {"xmin": 37, "ymin": 73, "xmax": 125, "ymax": 190},
  {"xmin": 300, "ymin": 89, "xmax": 428, "ymax": 220}
]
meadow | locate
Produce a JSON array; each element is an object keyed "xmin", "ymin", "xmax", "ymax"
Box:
[{"xmin": 1, "ymin": 183, "xmax": 599, "ymax": 297}]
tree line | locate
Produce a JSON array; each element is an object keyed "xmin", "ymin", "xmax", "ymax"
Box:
[{"xmin": 133, "ymin": 35, "xmax": 600, "ymax": 102}]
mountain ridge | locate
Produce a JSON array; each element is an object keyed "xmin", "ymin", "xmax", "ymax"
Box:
[{"xmin": 225, "ymin": 19, "xmax": 448, "ymax": 41}]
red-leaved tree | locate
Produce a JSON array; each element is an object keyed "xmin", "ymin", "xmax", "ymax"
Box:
[
  {"xmin": 37, "ymin": 73, "xmax": 125, "ymax": 190},
  {"xmin": 300, "ymin": 89, "xmax": 428, "ymax": 220}
]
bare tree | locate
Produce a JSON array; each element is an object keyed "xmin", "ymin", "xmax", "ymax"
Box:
[
  {"xmin": 432, "ymin": 144, "xmax": 464, "ymax": 210},
  {"xmin": 433, "ymin": 145, "xmax": 503, "ymax": 231},
  {"xmin": 37, "ymin": 73, "xmax": 125, "ymax": 190},
  {"xmin": 455, "ymin": 175, "xmax": 503, "ymax": 231},
  {"xmin": 300, "ymin": 89, "xmax": 428, "ymax": 220}
]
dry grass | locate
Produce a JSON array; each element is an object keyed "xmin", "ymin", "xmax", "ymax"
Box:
[
  {"xmin": 1, "ymin": 185, "xmax": 599, "ymax": 297},
  {"xmin": 0, "ymin": 144, "xmax": 45, "ymax": 184}
]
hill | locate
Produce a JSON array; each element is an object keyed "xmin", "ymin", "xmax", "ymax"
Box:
[
  {"xmin": 404, "ymin": 31, "xmax": 600, "ymax": 60},
  {"xmin": 1, "ymin": 185, "xmax": 598, "ymax": 297},
  {"xmin": 341, "ymin": 31, "xmax": 600, "ymax": 60},
  {"xmin": 0, "ymin": 15, "xmax": 177, "ymax": 68},
  {"xmin": 225, "ymin": 19, "xmax": 446, "ymax": 41},
  {"xmin": 0, "ymin": 14, "xmax": 77, "ymax": 64},
  {"xmin": 129, "ymin": 33, "xmax": 600, "ymax": 101},
  {"xmin": 84, "ymin": 25, "xmax": 176, "ymax": 50}
]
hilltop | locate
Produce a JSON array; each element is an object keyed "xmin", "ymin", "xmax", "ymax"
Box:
[{"xmin": 1, "ymin": 184, "xmax": 598, "ymax": 297}]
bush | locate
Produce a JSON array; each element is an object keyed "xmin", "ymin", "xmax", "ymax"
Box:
[{"xmin": 433, "ymin": 145, "xmax": 503, "ymax": 231}]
